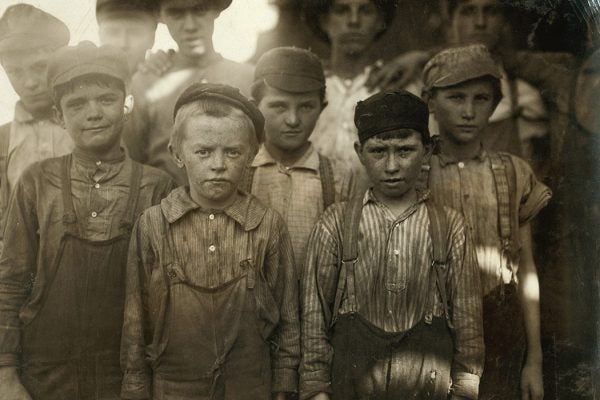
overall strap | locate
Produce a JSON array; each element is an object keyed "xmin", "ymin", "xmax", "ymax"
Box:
[
  {"xmin": 121, "ymin": 161, "xmax": 143, "ymax": 232},
  {"xmin": 60, "ymin": 154, "xmax": 79, "ymax": 234},
  {"xmin": 318, "ymin": 154, "xmax": 336, "ymax": 209},
  {"xmin": 425, "ymin": 200, "xmax": 453, "ymax": 328},
  {"xmin": 331, "ymin": 195, "xmax": 363, "ymax": 326},
  {"xmin": 0, "ymin": 123, "xmax": 11, "ymax": 235}
]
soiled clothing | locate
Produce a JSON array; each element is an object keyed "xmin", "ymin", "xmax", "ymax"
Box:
[
  {"xmin": 249, "ymin": 144, "xmax": 354, "ymax": 272},
  {"xmin": 0, "ymin": 152, "xmax": 174, "ymax": 367},
  {"xmin": 124, "ymin": 53, "xmax": 254, "ymax": 185},
  {"xmin": 300, "ymin": 190, "xmax": 484, "ymax": 399},
  {"xmin": 121, "ymin": 187, "xmax": 300, "ymax": 398},
  {"xmin": 427, "ymin": 146, "xmax": 552, "ymax": 295}
]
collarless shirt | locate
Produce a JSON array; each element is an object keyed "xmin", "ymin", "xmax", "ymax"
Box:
[
  {"xmin": 0, "ymin": 152, "xmax": 174, "ymax": 368},
  {"xmin": 301, "ymin": 189, "xmax": 483, "ymax": 399},
  {"xmin": 250, "ymin": 144, "xmax": 354, "ymax": 273},
  {"xmin": 427, "ymin": 146, "xmax": 552, "ymax": 295}
]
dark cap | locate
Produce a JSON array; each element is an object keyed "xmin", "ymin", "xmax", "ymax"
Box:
[
  {"xmin": 96, "ymin": 0, "xmax": 159, "ymax": 19},
  {"xmin": 0, "ymin": 4, "xmax": 69, "ymax": 54},
  {"xmin": 155, "ymin": 0, "xmax": 232, "ymax": 11},
  {"xmin": 174, "ymin": 83, "xmax": 265, "ymax": 142},
  {"xmin": 355, "ymin": 90, "xmax": 430, "ymax": 143},
  {"xmin": 47, "ymin": 41, "xmax": 130, "ymax": 89},
  {"xmin": 423, "ymin": 44, "xmax": 502, "ymax": 92},
  {"xmin": 254, "ymin": 47, "xmax": 325, "ymax": 93}
]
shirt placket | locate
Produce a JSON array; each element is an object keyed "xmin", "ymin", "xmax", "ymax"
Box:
[
  {"xmin": 384, "ymin": 219, "xmax": 406, "ymax": 322},
  {"xmin": 277, "ymin": 164, "xmax": 292, "ymax": 219},
  {"xmin": 207, "ymin": 212, "xmax": 219, "ymax": 286}
]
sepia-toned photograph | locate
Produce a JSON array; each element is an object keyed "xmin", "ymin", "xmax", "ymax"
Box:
[{"xmin": 0, "ymin": 0, "xmax": 597, "ymax": 399}]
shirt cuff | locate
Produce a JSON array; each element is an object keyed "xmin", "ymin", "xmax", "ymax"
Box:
[
  {"xmin": 299, "ymin": 378, "xmax": 332, "ymax": 400},
  {"xmin": 272, "ymin": 367, "xmax": 298, "ymax": 393},
  {"xmin": 0, "ymin": 353, "xmax": 19, "ymax": 368},
  {"xmin": 451, "ymin": 371, "xmax": 480, "ymax": 399},
  {"xmin": 121, "ymin": 371, "xmax": 151, "ymax": 400}
]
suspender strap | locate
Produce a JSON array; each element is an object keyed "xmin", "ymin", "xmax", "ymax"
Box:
[
  {"xmin": 317, "ymin": 154, "xmax": 336, "ymax": 209},
  {"xmin": 61, "ymin": 155, "xmax": 79, "ymax": 234},
  {"xmin": 121, "ymin": 161, "xmax": 143, "ymax": 231},
  {"xmin": 0, "ymin": 123, "xmax": 11, "ymax": 236},
  {"xmin": 331, "ymin": 195, "xmax": 364, "ymax": 325}
]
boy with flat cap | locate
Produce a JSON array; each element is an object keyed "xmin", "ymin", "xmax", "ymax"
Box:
[
  {"xmin": 125, "ymin": 0, "xmax": 254, "ymax": 185},
  {"xmin": 422, "ymin": 44, "xmax": 551, "ymax": 400},
  {"xmin": 121, "ymin": 83, "xmax": 300, "ymax": 400},
  {"xmin": 300, "ymin": 90, "xmax": 484, "ymax": 400},
  {"xmin": 96, "ymin": 0, "xmax": 159, "ymax": 76},
  {"xmin": 0, "ymin": 42, "xmax": 173, "ymax": 400},
  {"xmin": 247, "ymin": 46, "xmax": 354, "ymax": 277},
  {"xmin": 0, "ymin": 4, "xmax": 74, "ymax": 242}
]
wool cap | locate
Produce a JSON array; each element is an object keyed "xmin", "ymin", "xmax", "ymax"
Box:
[
  {"xmin": 155, "ymin": 0, "xmax": 232, "ymax": 11},
  {"xmin": 355, "ymin": 90, "xmax": 430, "ymax": 143},
  {"xmin": 0, "ymin": 4, "xmax": 69, "ymax": 54},
  {"xmin": 47, "ymin": 41, "xmax": 129, "ymax": 89},
  {"xmin": 422, "ymin": 44, "xmax": 502, "ymax": 92},
  {"xmin": 96, "ymin": 0, "xmax": 159, "ymax": 19},
  {"xmin": 254, "ymin": 47, "xmax": 325, "ymax": 94},
  {"xmin": 174, "ymin": 83, "xmax": 265, "ymax": 142}
]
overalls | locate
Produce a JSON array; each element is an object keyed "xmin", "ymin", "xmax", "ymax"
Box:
[
  {"xmin": 19, "ymin": 154, "xmax": 142, "ymax": 400},
  {"xmin": 151, "ymin": 219, "xmax": 274, "ymax": 400},
  {"xmin": 329, "ymin": 198, "xmax": 455, "ymax": 400}
]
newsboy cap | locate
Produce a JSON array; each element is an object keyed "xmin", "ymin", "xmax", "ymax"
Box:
[
  {"xmin": 422, "ymin": 44, "xmax": 502, "ymax": 92},
  {"xmin": 0, "ymin": 4, "xmax": 69, "ymax": 54},
  {"xmin": 254, "ymin": 47, "xmax": 325, "ymax": 94},
  {"xmin": 96, "ymin": 0, "xmax": 159, "ymax": 19},
  {"xmin": 355, "ymin": 90, "xmax": 430, "ymax": 144},
  {"xmin": 155, "ymin": 0, "xmax": 232, "ymax": 11},
  {"xmin": 174, "ymin": 83, "xmax": 265, "ymax": 142},
  {"xmin": 47, "ymin": 41, "xmax": 129, "ymax": 89}
]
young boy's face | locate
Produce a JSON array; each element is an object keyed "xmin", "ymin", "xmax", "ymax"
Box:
[
  {"xmin": 176, "ymin": 113, "xmax": 253, "ymax": 204},
  {"xmin": 57, "ymin": 81, "xmax": 125, "ymax": 155},
  {"xmin": 450, "ymin": 0, "xmax": 505, "ymax": 51},
  {"xmin": 98, "ymin": 14, "xmax": 156, "ymax": 73},
  {"xmin": 356, "ymin": 131, "xmax": 428, "ymax": 200},
  {"xmin": 160, "ymin": 0, "xmax": 219, "ymax": 58},
  {"xmin": 1, "ymin": 48, "xmax": 54, "ymax": 115},
  {"xmin": 258, "ymin": 85, "xmax": 323, "ymax": 154},
  {"xmin": 321, "ymin": 0, "xmax": 383, "ymax": 57},
  {"xmin": 429, "ymin": 78, "xmax": 497, "ymax": 145}
]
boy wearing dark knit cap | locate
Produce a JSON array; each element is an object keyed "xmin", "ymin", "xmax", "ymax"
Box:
[
  {"xmin": 0, "ymin": 41, "xmax": 173, "ymax": 400},
  {"xmin": 121, "ymin": 83, "xmax": 300, "ymax": 400},
  {"xmin": 0, "ymin": 5, "xmax": 74, "ymax": 241},
  {"xmin": 300, "ymin": 90, "xmax": 484, "ymax": 400},
  {"xmin": 248, "ymin": 46, "xmax": 354, "ymax": 277},
  {"xmin": 422, "ymin": 44, "xmax": 551, "ymax": 400}
]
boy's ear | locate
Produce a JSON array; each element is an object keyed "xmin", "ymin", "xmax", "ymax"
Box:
[
  {"xmin": 168, "ymin": 143, "xmax": 185, "ymax": 169},
  {"xmin": 422, "ymin": 140, "xmax": 434, "ymax": 164},
  {"xmin": 123, "ymin": 94, "xmax": 134, "ymax": 115},
  {"xmin": 320, "ymin": 100, "xmax": 328, "ymax": 113},
  {"xmin": 354, "ymin": 140, "xmax": 366, "ymax": 166},
  {"xmin": 54, "ymin": 106, "xmax": 66, "ymax": 129}
]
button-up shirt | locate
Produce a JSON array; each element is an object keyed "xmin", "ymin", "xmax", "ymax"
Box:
[
  {"xmin": 124, "ymin": 53, "xmax": 254, "ymax": 185},
  {"xmin": 300, "ymin": 190, "xmax": 483, "ymax": 399},
  {"xmin": 121, "ymin": 187, "xmax": 300, "ymax": 398},
  {"xmin": 427, "ymin": 146, "xmax": 552, "ymax": 295},
  {"xmin": 249, "ymin": 144, "xmax": 354, "ymax": 274},
  {"xmin": 0, "ymin": 151, "xmax": 174, "ymax": 367}
]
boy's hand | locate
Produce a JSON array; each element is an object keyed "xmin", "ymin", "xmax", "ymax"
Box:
[
  {"xmin": 0, "ymin": 367, "xmax": 32, "ymax": 400},
  {"xmin": 138, "ymin": 50, "xmax": 174, "ymax": 76},
  {"xmin": 521, "ymin": 362, "xmax": 544, "ymax": 400},
  {"xmin": 365, "ymin": 50, "xmax": 431, "ymax": 91},
  {"xmin": 309, "ymin": 393, "xmax": 330, "ymax": 400}
]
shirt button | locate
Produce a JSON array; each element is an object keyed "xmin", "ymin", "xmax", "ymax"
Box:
[
  {"xmin": 209, "ymin": 214, "xmax": 215, "ymax": 220},
  {"xmin": 94, "ymin": 183, "xmax": 100, "ymax": 189},
  {"xmin": 91, "ymin": 211, "xmax": 98, "ymax": 218},
  {"xmin": 96, "ymin": 161, "xmax": 102, "ymax": 166},
  {"xmin": 393, "ymin": 249, "xmax": 400, "ymax": 256},
  {"xmin": 208, "ymin": 245, "xmax": 216, "ymax": 252},
  {"xmin": 457, "ymin": 162, "xmax": 465, "ymax": 169}
]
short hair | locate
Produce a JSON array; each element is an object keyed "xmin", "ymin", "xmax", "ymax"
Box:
[
  {"xmin": 53, "ymin": 73, "xmax": 125, "ymax": 111},
  {"xmin": 428, "ymin": 75, "xmax": 503, "ymax": 107},
  {"xmin": 170, "ymin": 98, "xmax": 258, "ymax": 155},
  {"xmin": 447, "ymin": 0, "xmax": 508, "ymax": 20},
  {"xmin": 251, "ymin": 79, "xmax": 326, "ymax": 105},
  {"xmin": 361, "ymin": 128, "xmax": 431, "ymax": 146}
]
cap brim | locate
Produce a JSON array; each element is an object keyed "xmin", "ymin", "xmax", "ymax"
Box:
[
  {"xmin": 263, "ymin": 74, "xmax": 324, "ymax": 93},
  {"xmin": 51, "ymin": 64, "xmax": 126, "ymax": 87},
  {"xmin": 431, "ymin": 64, "xmax": 502, "ymax": 88}
]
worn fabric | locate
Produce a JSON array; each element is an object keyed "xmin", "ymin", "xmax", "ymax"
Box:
[
  {"xmin": 124, "ymin": 53, "xmax": 254, "ymax": 184},
  {"xmin": 121, "ymin": 187, "xmax": 300, "ymax": 398},
  {"xmin": 426, "ymin": 145, "xmax": 552, "ymax": 295},
  {"xmin": 300, "ymin": 190, "xmax": 484, "ymax": 399},
  {"xmin": 249, "ymin": 144, "xmax": 353, "ymax": 274},
  {"xmin": 0, "ymin": 153, "xmax": 173, "ymax": 367}
]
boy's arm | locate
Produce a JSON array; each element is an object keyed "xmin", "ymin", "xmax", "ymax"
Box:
[
  {"xmin": 121, "ymin": 216, "xmax": 155, "ymax": 400},
  {"xmin": 447, "ymin": 214, "xmax": 485, "ymax": 400},
  {"xmin": 516, "ymin": 223, "xmax": 544, "ymax": 400}
]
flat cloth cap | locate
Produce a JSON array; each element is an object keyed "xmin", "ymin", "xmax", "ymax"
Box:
[
  {"xmin": 423, "ymin": 44, "xmax": 502, "ymax": 92},
  {"xmin": 254, "ymin": 47, "xmax": 325, "ymax": 93},
  {"xmin": 47, "ymin": 41, "xmax": 129, "ymax": 89},
  {"xmin": 174, "ymin": 83, "xmax": 265, "ymax": 142},
  {"xmin": 155, "ymin": 0, "xmax": 232, "ymax": 11},
  {"xmin": 355, "ymin": 90, "xmax": 430, "ymax": 143},
  {"xmin": 96, "ymin": 0, "xmax": 159, "ymax": 18},
  {"xmin": 0, "ymin": 4, "xmax": 69, "ymax": 54}
]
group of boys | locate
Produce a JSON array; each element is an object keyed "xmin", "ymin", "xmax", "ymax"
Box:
[{"xmin": 0, "ymin": 0, "xmax": 553, "ymax": 400}]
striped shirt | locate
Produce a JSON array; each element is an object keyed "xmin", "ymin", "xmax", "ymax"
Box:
[
  {"xmin": 121, "ymin": 187, "xmax": 300, "ymax": 398},
  {"xmin": 249, "ymin": 144, "xmax": 354, "ymax": 274},
  {"xmin": 300, "ymin": 190, "xmax": 484, "ymax": 398},
  {"xmin": 427, "ymin": 146, "xmax": 552, "ymax": 295}
]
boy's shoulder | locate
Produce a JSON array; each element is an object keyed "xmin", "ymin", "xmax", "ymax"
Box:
[{"xmin": 136, "ymin": 160, "xmax": 174, "ymax": 186}]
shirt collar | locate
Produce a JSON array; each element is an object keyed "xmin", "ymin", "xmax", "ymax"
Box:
[
  {"xmin": 436, "ymin": 141, "xmax": 488, "ymax": 167},
  {"xmin": 251, "ymin": 143, "xmax": 320, "ymax": 172},
  {"xmin": 72, "ymin": 147, "xmax": 127, "ymax": 169},
  {"xmin": 160, "ymin": 186, "xmax": 267, "ymax": 231},
  {"xmin": 362, "ymin": 187, "xmax": 430, "ymax": 206}
]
